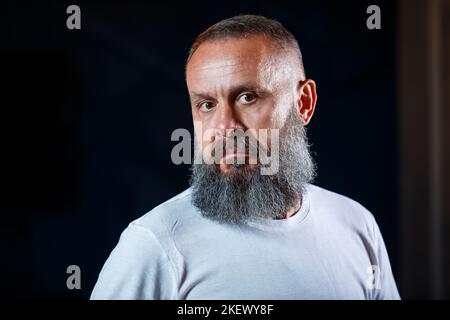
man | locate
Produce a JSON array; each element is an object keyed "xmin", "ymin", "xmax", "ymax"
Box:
[{"xmin": 91, "ymin": 15, "xmax": 400, "ymax": 300}]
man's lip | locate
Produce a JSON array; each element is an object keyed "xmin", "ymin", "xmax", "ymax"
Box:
[{"xmin": 220, "ymin": 152, "xmax": 249, "ymax": 163}]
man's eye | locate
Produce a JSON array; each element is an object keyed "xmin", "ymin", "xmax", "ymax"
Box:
[
  {"xmin": 237, "ymin": 93, "xmax": 257, "ymax": 104},
  {"xmin": 199, "ymin": 101, "xmax": 215, "ymax": 112}
]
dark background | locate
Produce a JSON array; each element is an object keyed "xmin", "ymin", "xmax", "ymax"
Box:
[{"xmin": 1, "ymin": 0, "xmax": 398, "ymax": 299}]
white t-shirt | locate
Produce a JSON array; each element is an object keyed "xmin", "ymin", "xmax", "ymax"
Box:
[{"xmin": 91, "ymin": 184, "xmax": 400, "ymax": 300}]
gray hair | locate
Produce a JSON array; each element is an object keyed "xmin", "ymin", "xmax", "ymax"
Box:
[{"xmin": 187, "ymin": 14, "xmax": 304, "ymax": 71}]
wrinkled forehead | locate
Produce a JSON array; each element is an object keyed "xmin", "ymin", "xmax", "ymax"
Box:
[{"xmin": 186, "ymin": 37, "xmax": 283, "ymax": 91}]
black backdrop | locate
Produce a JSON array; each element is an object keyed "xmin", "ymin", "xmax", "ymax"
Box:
[{"xmin": 1, "ymin": 0, "xmax": 397, "ymax": 299}]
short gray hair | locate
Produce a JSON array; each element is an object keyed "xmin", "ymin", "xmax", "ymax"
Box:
[{"xmin": 187, "ymin": 14, "xmax": 303, "ymax": 65}]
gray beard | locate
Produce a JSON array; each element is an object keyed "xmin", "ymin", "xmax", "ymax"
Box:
[{"xmin": 189, "ymin": 108, "xmax": 316, "ymax": 225}]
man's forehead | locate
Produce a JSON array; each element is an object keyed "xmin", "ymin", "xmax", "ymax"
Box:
[
  {"xmin": 186, "ymin": 37, "xmax": 279, "ymax": 87},
  {"xmin": 187, "ymin": 59, "xmax": 261, "ymax": 84},
  {"xmin": 189, "ymin": 36, "xmax": 275, "ymax": 63}
]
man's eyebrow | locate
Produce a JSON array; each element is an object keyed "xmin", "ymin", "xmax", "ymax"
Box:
[
  {"xmin": 229, "ymin": 83, "xmax": 266, "ymax": 97},
  {"xmin": 189, "ymin": 83, "xmax": 267, "ymax": 102},
  {"xmin": 189, "ymin": 92, "xmax": 210, "ymax": 103}
]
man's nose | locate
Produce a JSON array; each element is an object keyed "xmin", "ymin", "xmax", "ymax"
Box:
[{"xmin": 212, "ymin": 102, "xmax": 241, "ymax": 136}]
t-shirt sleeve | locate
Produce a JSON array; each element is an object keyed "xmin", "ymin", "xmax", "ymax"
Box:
[
  {"xmin": 90, "ymin": 224, "xmax": 178, "ymax": 300},
  {"xmin": 370, "ymin": 217, "xmax": 401, "ymax": 300}
]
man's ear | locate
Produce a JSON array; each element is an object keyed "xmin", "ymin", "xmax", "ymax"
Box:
[{"xmin": 296, "ymin": 79, "xmax": 317, "ymax": 125}]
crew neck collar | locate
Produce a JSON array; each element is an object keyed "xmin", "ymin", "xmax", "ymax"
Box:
[{"xmin": 245, "ymin": 188, "xmax": 311, "ymax": 231}]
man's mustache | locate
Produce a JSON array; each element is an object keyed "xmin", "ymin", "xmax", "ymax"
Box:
[
  {"xmin": 205, "ymin": 130, "xmax": 269, "ymax": 161},
  {"xmin": 198, "ymin": 128, "xmax": 279, "ymax": 175},
  {"xmin": 214, "ymin": 137, "xmax": 259, "ymax": 157}
]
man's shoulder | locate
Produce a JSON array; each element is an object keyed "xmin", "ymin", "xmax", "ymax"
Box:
[
  {"xmin": 128, "ymin": 187, "xmax": 197, "ymax": 235},
  {"xmin": 307, "ymin": 184, "xmax": 371, "ymax": 210},
  {"xmin": 306, "ymin": 184, "xmax": 376, "ymax": 230}
]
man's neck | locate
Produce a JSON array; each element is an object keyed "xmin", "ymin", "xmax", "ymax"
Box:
[{"xmin": 274, "ymin": 196, "xmax": 302, "ymax": 220}]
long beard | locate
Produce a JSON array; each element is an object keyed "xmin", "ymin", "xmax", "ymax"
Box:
[{"xmin": 189, "ymin": 108, "xmax": 316, "ymax": 224}]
